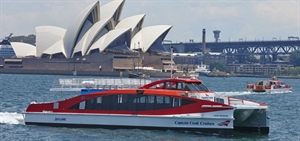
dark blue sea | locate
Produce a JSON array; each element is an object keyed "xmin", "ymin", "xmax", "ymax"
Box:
[{"xmin": 1, "ymin": 74, "xmax": 299, "ymax": 141}]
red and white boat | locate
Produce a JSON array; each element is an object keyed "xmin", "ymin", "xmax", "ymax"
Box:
[
  {"xmin": 23, "ymin": 78, "xmax": 269, "ymax": 136},
  {"xmin": 246, "ymin": 76, "xmax": 291, "ymax": 93}
]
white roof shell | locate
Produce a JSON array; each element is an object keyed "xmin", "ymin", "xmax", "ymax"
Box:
[
  {"xmin": 87, "ymin": 28, "xmax": 131, "ymax": 54},
  {"xmin": 42, "ymin": 40, "xmax": 66, "ymax": 57},
  {"xmin": 115, "ymin": 14, "xmax": 145, "ymax": 37},
  {"xmin": 63, "ymin": 1, "xmax": 100, "ymax": 58},
  {"xmin": 100, "ymin": 0, "xmax": 124, "ymax": 23},
  {"xmin": 29, "ymin": 0, "xmax": 173, "ymax": 59},
  {"xmin": 36, "ymin": 26, "xmax": 66, "ymax": 57},
  {"xmin": 72, "ymin": 18, "xmax": 113, "ymax": 57},
  {"xmin": 10, "ymin": 42, "xmax": 36, "ymax": 57},
  {"xmin": 130, "ymin": 25, "xmax": 173, "ymax": 53}
]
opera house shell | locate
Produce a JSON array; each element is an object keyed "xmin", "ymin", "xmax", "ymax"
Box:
[{"xmin": 1, "ymin": 0, "xmax": 174, "ymax": 76}]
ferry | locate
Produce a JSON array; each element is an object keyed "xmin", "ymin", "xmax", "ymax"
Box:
[
  {"xmin": 246, "ymin": 76, "xmax": 291, "ymax": 93},
  {"xmin": 0, "ymin": 33, "xmax": 16, "ymax": 58},
  {"xmin": 23, "ymin": 77, "xmax": 269, "ymax": 136},
  {"xmin": 194, "ymin": 64, "xmax": 211, "ymax": 76}
]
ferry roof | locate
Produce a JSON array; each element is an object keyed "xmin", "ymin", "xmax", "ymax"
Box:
[{"xmin": 139, "ymin": 78, "xmax": 202, "ymax": 89}]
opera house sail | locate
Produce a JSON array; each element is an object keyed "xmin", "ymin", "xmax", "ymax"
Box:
[{"xmin": 0, "ymin": 0, "xmax": 173, "ymax": 77}]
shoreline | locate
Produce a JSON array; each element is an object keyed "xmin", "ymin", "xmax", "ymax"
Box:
[{"xmin": 1, "ymin": 68, "xmax": 299, "ymax": 79}]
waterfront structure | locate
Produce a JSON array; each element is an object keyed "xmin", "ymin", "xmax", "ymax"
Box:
[
  {"xmin": 0, "ymin": 33, "xmax": 16, "ymax": 58},
  {"xmin": 164, "ymin": 40, "xmax": 300, "ymax": 64},
  {"xmin": 227, "ymin": 63, "xmax": 294, "ymax": 76},
  {"xmin": 204, "ymin": 52, "xmax": 226, "ymax": 65},
  {"xmin": 0, "ymin": 0, "xmax": 174, "ymax": 76},
  {"xmin": 9, "ymin": 0, "xmax": 172, "ymax": 59}
]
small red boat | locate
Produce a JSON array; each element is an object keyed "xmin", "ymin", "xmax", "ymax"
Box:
[{"xmin": 246, "ymin": 76, "xmax": 291, "ymax": 93}]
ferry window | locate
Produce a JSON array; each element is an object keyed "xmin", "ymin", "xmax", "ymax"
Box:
[
  {"xmin": 97, "ymin": 97, "xmax": 102, "ymax": 103},
  {"xmin": 177, "ymin": 82, "xmax": 183, "ymax": 90},
  {"xmin": 79, "ymin": 101, "xmax": 86, "ymax": 109},
  {"xmin": 140, "ymin": 96, "xmax": 146, "ymax": 103},
  {"xmin": 165, "ymin": 82, "xmax": 173, "ymax": 89},
  {"xmin": 144, "ymin": 95, "xmax": 154, "ymax": 110},
  {"xmin": 102, "ymin": 95, "xmax": 112, "ymax": 110},
  {"xmin": 54, "ymin": 102, "xmax": 59, "ymax": 109},
  {"xmin": 146, "ymin": 96, "xmax": 155, "ymax": 103},
  {"xmin": 183, "ymin": 83, "xmax": 189, "ymax": 90},
  {"xmin": 73, "ymin": 94, "xmax": 197, "ymax": 111},
  {"xmin": 153, "ymin": 83, "xmax": 164, "ymax": 89},
  {"xmin": 187, "ymin": 83, "xmax": 198, "ymax": 91},
  {"xmin": 165, "ymin": 96, "xmax": 170, "ymax": 104},
  {"xmin": 127, "ymin": 94, "xmax": 137, "ymax": 111},
  {"xmin": 220, "ymin": 99, "xmax": 224, "ymax": 103},
  {"xmin": 215, "ymin": 98, "xmax": 224, "ymax": 104},
  {"xmin": 196, "ymin": 83, "xmax": 210, "ymax": 91},
  {"xmin": 133, "ymin": 95, "xmax": 146, "ymax": 103},
  {"xmin": 156, "ymin": 96, "xmax": 164, "ymax": 103},
  {"xmin": 86, "ymin": 98, "xmax": 96, "ymax": 110},
  {"xmin": 121, "ymin": 94, "xmax": 128, "ymax": 103},
  {"xmin": 110, "ymin": 95, "xmax": 119, "ymax": 110},
  {"xmin": 173, "ymin": 98, "xmax": 181, "ymax": 107},
  {"xmin": 118, "ymin": 95, "xmax": 122, "ymax": 103},
  {"xmin": 90, "ymin": 98, "xmax": 95, "ymax": 104}
]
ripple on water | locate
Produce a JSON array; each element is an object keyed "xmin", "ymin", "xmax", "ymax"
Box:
[{"xmin": 0, "ymin": 74, "xmax": 300, "ymax": 140}]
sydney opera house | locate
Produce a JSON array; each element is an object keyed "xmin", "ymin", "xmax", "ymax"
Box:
[{"xmin": 0, "ymin": 0, "xmax": 175, "ymax": 77}]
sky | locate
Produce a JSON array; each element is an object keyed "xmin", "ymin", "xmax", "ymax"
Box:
[{"xmin": 0, "ymin": 0, "xmax": 299, "ymax": 43}]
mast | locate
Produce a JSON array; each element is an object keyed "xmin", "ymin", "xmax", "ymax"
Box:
[{"xmin": 170, "ymin": 46, "xmax": 174, "ymax": 78}]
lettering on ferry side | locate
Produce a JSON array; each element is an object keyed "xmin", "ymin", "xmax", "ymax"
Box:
[
  {"xmin": 199, "ymin": 122, "xmax": 214, "ymax": 126},
  {"xmin": 175, "ymin": 121, "xmax": 214, "ymax": 126},
  {"xmin": 214, "ymin": 115, "xmax": 228, "ymax": 117},
  {"xmin": 54, "ymin": 117, "xmax": 66, "ymax": 121},
  {"xmin": 174, "ymin": 121, "xmax": 189, "ymax": 125},
  {"xmin": 190, "ymin": 121, "xmax": 199, "ymax": 125}
]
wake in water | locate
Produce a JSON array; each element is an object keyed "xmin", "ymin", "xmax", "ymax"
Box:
[
  {"xmin": 0, "ymin": 112, "xmax": 24, "ymax": 125},
  {"xmin": 215, "ymin": 91, "xmax": 252, "ymax": 96},
  {"xmin": 215, "ymin": 90, "xmax": 292, "ymax": 96}
]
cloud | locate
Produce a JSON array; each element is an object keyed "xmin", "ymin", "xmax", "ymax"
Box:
[
  {"xmin": 254, "ymin": 1, "xmax": 298, "ymax": 26},
  {"xmin": 0, "ymin": 0, "xmax": 94, "ymax": 37}
]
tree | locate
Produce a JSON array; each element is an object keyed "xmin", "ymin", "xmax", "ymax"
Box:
[
  {"xmin": 248, "ymin": 55, "xmax": 259, "ymax": 63},
  {"xmin": 289, "ymin": 50, "xmax": 300, "ymax": 66},
  {"xmin": 281, "ymin": 67, "xmax": 300, "ymax": 76},
  {"xmin": 209, "ymin": 62, "xmax": 227, "ymax": 72}
]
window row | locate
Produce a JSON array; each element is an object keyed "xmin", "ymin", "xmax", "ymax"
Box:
[
  {"xmin": 149, "ymin": 81, "xmax": 210, "ymax": 92},
  {"xmin": 69, "ymin": 94, "xmax": 195, "ymax": 111}
]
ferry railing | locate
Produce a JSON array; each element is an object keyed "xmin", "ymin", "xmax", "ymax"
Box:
[{"xmin": 50, "ymin": 78, "xmax": 151, "ymax": 92}]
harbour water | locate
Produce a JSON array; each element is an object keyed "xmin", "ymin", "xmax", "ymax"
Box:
[{"xmin": 0, "ymin": 74, "xmax": 299, "ymax": 141}]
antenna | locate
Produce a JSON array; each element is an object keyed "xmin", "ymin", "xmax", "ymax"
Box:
[
  {"xmin": 4, "ymin": 33, "xmax": 13, "ymax": 40},
  {"xmin": 170, "ymin": 45, "xmax": 174, "ymax": 78}
]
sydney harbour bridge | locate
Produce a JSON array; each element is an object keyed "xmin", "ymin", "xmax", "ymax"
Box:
[{"xmin": 164, "ymin": 39, "xmax": 300, "ymax": 64}]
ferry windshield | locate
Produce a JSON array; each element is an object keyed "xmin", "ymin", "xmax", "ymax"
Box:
[{"xmin": 186, "ymin": 83, "xmax": 210, "ymax": 92}]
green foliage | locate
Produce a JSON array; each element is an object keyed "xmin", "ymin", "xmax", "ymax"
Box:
[
  {"xmin": 289, "ymin": 50, "xmax": 300, "ymax": 66},
  {"xmin": 209, "ymin": 62, "xmax": 227, "ymax": 72},
  {"xmin": 281, "ymin": 67, "xmax": 300, "ymax": 75},
  {"xmin": 10, "ymin": 34, "xmax": 36, "ymax": 45},
  {"xmin": 248, "ymin": 55, "xmax": 259, "ymax": 63}
]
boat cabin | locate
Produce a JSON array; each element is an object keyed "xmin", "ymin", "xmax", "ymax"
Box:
[
  {"xmin": 139, "ymin": 78, "xmax": 226, "ymax": 104},
  {"xmin": 140, "ymin": 78, "xmax": 210, "ymax": 92}
]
